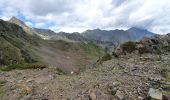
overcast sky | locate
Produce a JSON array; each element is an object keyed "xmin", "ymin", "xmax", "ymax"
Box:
[{"xmin": 0, "ymin": 0, "xmax": 170, "ymax": 34}]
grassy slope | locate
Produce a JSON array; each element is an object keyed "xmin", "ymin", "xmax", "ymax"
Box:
[
  {"xmin": 0, "ymin": 20, "xmax": 42, "ymax": 67},
  {"xmin": 0, "ymin": 28, "xmax": 47, "ymax": 71}
]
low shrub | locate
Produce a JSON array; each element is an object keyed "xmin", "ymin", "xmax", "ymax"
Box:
[
  {"xmin": 160, "ymin": 67, "xmax": 169, "ymax": 78},
  {"xmin": 121, "ymin": 41, "xmax": 136, "ymax": 53},
  {"xmin": 56, "ymin": 67, "xmax": 66, "ymax": 75},
  {"xmin": 0, "ymin": 63, "xmax": 47, "ymax": 71},
  {"xmin": 162, "ymin": 46, "xmax": 170, "ymax": 53},
  {"xmin": 98, "ymin": 53, "xmax": 112, "ymax": 64},
  {"xmin": 0, "ymin": 80, "xmax": 7, "ymax": 86},
  {"xmin": 30, "ymin": 63, "xmax": 47, "ymax": 69}
]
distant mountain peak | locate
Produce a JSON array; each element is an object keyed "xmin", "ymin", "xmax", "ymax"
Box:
[
  {"xmin": 10, "ymin": 16, "xmax": 18, "ymax": 20},
  {"xmin": 127, "ymin": 27, "xmax": 154, "ymax": 34},
  {"xmin": 128, "ymin": 27, "xmax": 146, "ymax": 31},
  {"xmin": 9, "ymin": 16, "xmax": 26, "ymax": 27},
  {"xmin": 94, "ymin": 28, "xmax": 101, "ymax": 31},
  {"xmin": 34, "ymin": 28, "xmax": 57, "ymax": 36}
]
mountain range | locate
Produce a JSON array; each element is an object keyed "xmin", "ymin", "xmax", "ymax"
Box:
[{"xmin": 9, "ymin": 17, "xmax": 155, "ymax": 46}]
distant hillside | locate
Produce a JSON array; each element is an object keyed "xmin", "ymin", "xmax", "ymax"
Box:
[{"xmin": 34, "ymin": 28, "xmax": 63, "ymax": 40}]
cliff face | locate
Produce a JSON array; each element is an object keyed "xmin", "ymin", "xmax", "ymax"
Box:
[{"xmin": 113, "ymin": 33, "xmax": 170, "ymax": 58}]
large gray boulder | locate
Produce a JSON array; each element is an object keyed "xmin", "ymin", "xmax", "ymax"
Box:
[{"xmin": 148, "ymin": 88, "xmax": 162, "ymax": 100}]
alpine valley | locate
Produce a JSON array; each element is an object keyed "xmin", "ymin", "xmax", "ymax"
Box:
[{"xmin": 0, "ymin": 17, "xmax": 169, "ymax": 100}]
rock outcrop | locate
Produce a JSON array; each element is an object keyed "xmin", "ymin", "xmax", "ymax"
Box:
[{"xmin": 114, "ymin": 34, "xmax": 170, "ymax": 57}]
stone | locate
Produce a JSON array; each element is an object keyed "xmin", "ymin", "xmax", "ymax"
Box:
[
  {"xmin": 89, "ymin": 89, "xmax": 97, "ymax": 100},
  {"xmin": 115, "ymin": 90, "xmax": 124, "ymax": 100},
  {"xmin": 16, "ymin": 84, "xmax": 33, "ymax": 94},
  {"xmin": 148, "ymin": 88, "xmax": 162, "ymax": 100},
  {"xmin": 26, "ymin": 79, "xmax": 34, "ymax": 83},
  {"xmin": 138, "ymin": 96, "xmax": 143, "ymax": 100}
]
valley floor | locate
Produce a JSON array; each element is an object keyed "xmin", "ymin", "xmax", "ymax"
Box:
[{"xmin": 0, "ymin": 53, "xmax": 170, "ymax": 100}]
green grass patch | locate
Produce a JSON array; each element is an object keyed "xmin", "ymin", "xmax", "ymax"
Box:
[
  {"xmin": 0, "ymin": 80, "xmax": 7, "ymax": 97},
  {"xmin": 78, "ymin": 42, "xmax": 104, "ymax": 58},
  {"xmin": 98, "ymin": 53, "xmax": 112, "ymax": 64},
  {"xmin": 45, "ymin": 40, "xmax": 73, "ymax": 51},
  {"xmin": 0, "ymin": 63, "xmax": 47, "ymax": 71},
  {"xmin": 56, "ymin": 67, "xmax": 66, "ymax": 75},
  {"xmin": 0, "ymin": 88, "xmax": 5, "ymax": 97},
  {"xmin": 162, "ymin": 46, "xmax": 170, "ymax": 53},
  {"xmin": 0, "ymin": 80, "xmax": 7, "ymax": 86}
]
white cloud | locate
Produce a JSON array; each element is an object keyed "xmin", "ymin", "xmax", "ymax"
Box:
[
  {"xmin": 0, "ymin": 0, "xmax": 170, "ymax": 34},
  {"xmin": 25, "ymin": 21, "xmax": 33, "ymax": 27},
  {"xmin": 58, "ymin": 27, "xmax": 90, "ymax": 33}
]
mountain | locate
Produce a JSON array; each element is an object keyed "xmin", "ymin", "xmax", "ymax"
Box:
[
  {"xmin": 9, "ymin": 16, "xmax": 37, "ymax": 35},
  {"xmin": 9, "ymin": 16, "xmax": 27, "ymax": 28},
  {"xmin": 8, "ymin": 17, "xmax": 155, "ymax": 47},
  {"xmin": 9, "ymin": 17, "xmax": 87, "ymax": 42},
  {"xmin": 0, "ymin": 18, "xmax": 104, "ymax": 73},
  {"xmin": 82, "ymin": 28, "xmax": 155, "ymax": 44},
  {"xmin": 9, "ymin": 16, "xmax": 58, "ymax": 39},
  {"xmin": 7, "ymin": 16, "xmax": 156, "ymax": 55},
  {"xmin": 127, "ymin": 27, "xmax": 155, "ymax": 40}
]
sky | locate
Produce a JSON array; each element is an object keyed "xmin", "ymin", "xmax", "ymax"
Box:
[{"xmin": 0, "ymin": 0, "xmax": 170, "ymax": 34}]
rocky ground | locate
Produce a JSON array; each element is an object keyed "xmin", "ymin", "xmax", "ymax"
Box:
[{"xmin": 0, "ymin": 53, "xmax": 170, "ymax": 100}]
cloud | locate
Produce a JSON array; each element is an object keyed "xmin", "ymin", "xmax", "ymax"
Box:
[{"xmin": 0, "ymin": 0, "xmax": 170, "ymax": 34}]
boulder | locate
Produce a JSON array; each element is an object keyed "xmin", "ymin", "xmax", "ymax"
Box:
[
  {"xmin": 89, "ymin": 89, "xmax": 97, "ymax": 100},
  {"xmin": 148, "ymin": 88, "xmax": 162, "ymax": 100},
  {"xmin": 114, "ymin": 46, "xmax": 124, "ymax": 57}
]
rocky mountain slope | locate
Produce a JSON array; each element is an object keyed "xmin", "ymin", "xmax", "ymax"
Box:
[
  {"xmin": 0, "ymin": 37, "xmax": 169, "ymax": 99},
  {"xmin": 9, "ymin": 17, "xmax": 37, "ymax": 36}
]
